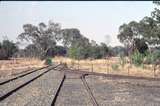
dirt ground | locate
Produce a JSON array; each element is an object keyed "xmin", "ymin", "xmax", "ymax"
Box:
[
  {"xmin": 53, "ymin": 56, "xmax": 160, "ymax": 78},
  {"xmin": 0, "ymin": 58, "xmax": 45, "ymax": 77}
]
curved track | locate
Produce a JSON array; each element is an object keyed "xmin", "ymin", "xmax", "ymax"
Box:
[
  {"xmin": 1, "ymin": 66, "xmax": 160, "ymax": 106},
  {"xmin": 81, "ymin": 74, "xmax": 99, "ymax": 106}
]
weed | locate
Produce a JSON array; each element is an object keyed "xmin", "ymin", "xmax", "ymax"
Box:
[{"xmin": 111, "ymin": 64, "xmax": 119, "ymax": 71}]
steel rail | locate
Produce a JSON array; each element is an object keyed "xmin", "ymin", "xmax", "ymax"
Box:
[
  {"xmin": 51, "ymin": 73, "xmax": 66, "ymax": 106},
  {"xmin": 81, "ymin": 74, "xmax": 99, "ymax": 106},
  {"xmin": 0, "ymin": 65, "xmax": 59, "ymax": 85},
  {"xmin": 66, "ymin": 68, "xmax": 160, "ymax": 81},
  {"xmin": 0, "ymin": 64, "xmax": 63, "ymax": 101}
]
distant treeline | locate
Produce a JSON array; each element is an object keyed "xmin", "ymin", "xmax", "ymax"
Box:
[
  {"xmin": 0, "ymin": 38, "xmax": 128, "ymax": 60},
  {"xmin": 0, "ymin": 1, "xmax": 160, "ymax": 62},
  {"xmin": 0, "ymin": 40, "xmax": 18, "ymax": 60}
]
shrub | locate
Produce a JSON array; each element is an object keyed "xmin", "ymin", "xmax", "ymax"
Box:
[
  {"xmin": 144, "ymin": 50, "xmax": 160, "ymax": 64},
  {"xmin": 144, "ymin": 52, "xmax": 155, "ymax": 64},
  {"xmin": 44, "ymin": 58, "xmax": 52, "ymax": 65},
  {"xmin": 111, "ymin": 64, "xmax": 119, "ymax": 71},
  {"xmin": 153, "ymin": 50, "xmax": 160, "ymax": 62},
  {"xmin": 131, "ymin": 50, "xmax": 145, "ymax": 66}
]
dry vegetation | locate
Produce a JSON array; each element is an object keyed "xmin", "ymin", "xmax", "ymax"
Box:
[
  {"xmin": 0, "ymin": 57, "xmax": 159, "ymax": 78},
  {"xmin": 0, "ymin": 58, "xmax": 45, "ymax": 77},
  {"xmin": 53, "ymin": 56, "xmax": 160, "ymax": 78}
]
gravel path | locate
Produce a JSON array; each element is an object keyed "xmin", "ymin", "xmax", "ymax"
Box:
[
  {"xmin": 86, "ymin": 75, "xmax": 160, "ymax": 106},
  {"xmin": 55, "ymin": 72, "xmax": 93, "ymax": 106},
  {"xmin": 0, "ymin": 68, "xmax": 64, "ymax": 106}
]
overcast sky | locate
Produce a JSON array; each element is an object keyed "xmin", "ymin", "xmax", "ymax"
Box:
[{"xmin": 0, "ymin": 1, "xmax": 155, "ymax": 47}]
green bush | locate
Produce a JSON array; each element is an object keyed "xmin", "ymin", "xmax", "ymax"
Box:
[
  {"xmin": 144, "ymin": 50, "xmax": 160, "ymax": 64},
  {"xmin": 144, "ymin": 52, "xmax": 155, "ymax": 64},
  {"xmin": 111, "ymin": 64, "xmax": 119, "ymax": 71},
  {"xmin": 153, "ymin": 50, "xmax": 160, "ymax": 61},
  {"xmin": 131, "ymin": 51, "xmax": 145, "ymax": 66},
  {"xmin": 45, "ymin": 58, "xmax": 52, "ymax": 65}
]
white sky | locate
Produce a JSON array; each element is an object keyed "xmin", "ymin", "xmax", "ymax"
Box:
[{"xmin": 0, "ymin": 1, "xmax": 155, "ymax": 47}]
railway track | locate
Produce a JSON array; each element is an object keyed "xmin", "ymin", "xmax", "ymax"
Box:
[
  {"xmin": 81, "ymin": 74, "xmax": 99, "ymax": 106},
  {"xmin": 52, "ymin": 70, "xmax": 98, "ymax": 106},
  {"xmin": 0, "ymin": 64, "xmax": 62, "ymax": 102},
  {"xmin": 67, "ymin": 69, "xmax": 160, "ymax": 81},
  {"xmin": 1, "ymin": 65, "xmax": 160, "ymax": 106},
  {"xmin": 0, "ymin": 65, "xmax": 51, "ymax": 85}
]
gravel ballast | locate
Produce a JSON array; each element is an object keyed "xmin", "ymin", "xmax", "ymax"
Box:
[
  {"xmin": 86, "ymin": 75, "xmax": 160, "ymax": 106},
  {"xmin": 0, "ymin": 68, "xmax": 64, "ymax": 106},
  {"xmin": 55, "ymin": 72, "xmax": 93, "ymax": 106}
]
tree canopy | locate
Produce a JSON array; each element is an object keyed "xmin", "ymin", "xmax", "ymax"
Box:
[
  {"xmin": 18, "ymin": 21, "xmax": 61, "ymax": 59},
  {"xmin": 0, "ymin": 39, "xmax": 18, "ymax": 60}
]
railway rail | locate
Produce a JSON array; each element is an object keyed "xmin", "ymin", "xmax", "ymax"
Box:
[
  {"xmin": 81, "ymin": 74, "xmax": 99, "ymax": 106},
  {"xmin": 0, "ymin": 64, "xmax": 63, "ymax": 101},
  {"xmin": 0, "ymin": 65, "xmax": 51, "ymax": 85},
  {"xmin": 1, "ymin": 64, "xmax": 160, "ymax": 106}
]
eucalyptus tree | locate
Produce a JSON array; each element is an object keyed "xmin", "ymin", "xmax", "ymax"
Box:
[
  {"xmin": 138, "ymin": 17, "xmax": 160, "ymax": 46},
  {"xmin": 61, "ymin": 28, "xmax": 91, "ymax": 59},
  {"xmin": 117, "ymin": 21, "xmax": 141, "ymax": 55},
  {"xmin": 18, "ymin": 20, "xmax": 61, "ymax": 59},
  {"xmin": 60, "ymin": 28, "xmax": 89, "ymax": 47}
]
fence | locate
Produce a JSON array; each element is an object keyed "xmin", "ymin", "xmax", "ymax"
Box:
[{"xmin": 53, "ymin": 57, "xmax": 160, "ymax": 78}]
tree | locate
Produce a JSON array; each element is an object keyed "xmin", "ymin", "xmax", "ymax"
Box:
[
  {"xmin": 109, "ymin": 46, "xmax": 127, "ymax": 56},
  {"xmin": 139, "ymin": 16, "xmax": 160, "ymax": 46},
  {"xmin": 134, "ymin": 38, "xmax": 148, "ymax": 54},
  {"xmin": 18, "ymin": 20, "xmax": 61, "ymax": 59},
  {"xmin": 68, "ymin": 46, "xmax": 79, "ymax": 59},
  {"xmin": 117, "ymin": 21, "xmax": 142, "ymax": 55},
  {"xmin": 24, "ymin": 44, "xmax": 40, "ymax": 58},
  {"xmin": 117, "ymin": 21, "xmax": 140, "ymax": 46},
  {"xmin": 51, "ymin": 45, "xmax": 67, "ymax": 56},
  {"xmin": 61, "ymin": 28, "xmax": 91, "ymax": 59},
  {"xmin": 152, "ymin": 1, "xmax": 160, "ymax": 23},
  {"xmin": 0, "ymin": 40, "xmax": 18, "ymax": 60},
  {"xmin": 99, "ymin": 43, "xmax": 109, "ymax": 58},
  {"xmin": 61, "ymin": 28, "xmax": 90, "ymax": 48}
]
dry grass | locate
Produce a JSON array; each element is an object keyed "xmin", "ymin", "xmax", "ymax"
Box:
[
  {"xmin": 0, "ymin": 58, "xmax": 45, "ymax": 77},
  {"xmin": 53, "ymin": 56, "xmax": 160, "ymax": 78}
]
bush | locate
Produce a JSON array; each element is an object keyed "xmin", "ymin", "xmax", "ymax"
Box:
[
  {"xmin": 144, "ymin": 52, "xmax": 155, "ymax": 64},
  {"xmin": 111, "ymin": 64, "xmax": 119, "ymax": 71},
  {"xmin": 44, "ymin": 58, "xmax": 52, "ymax": 65},
  {"xmin": 153, "ymin": 50, "xmax": 160, "ymax": 62},
  {"xmin": 131, "ymin": 51, "xmax": 145, "ymax": 66},
  {"xmin": 144, "ymin": 50, "xmax": 160, "ymax": 64}
]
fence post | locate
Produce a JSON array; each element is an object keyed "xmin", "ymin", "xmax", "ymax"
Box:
[
  {"xmin": 153, "ymin": 64, "xmax": 156, "ymax": 78},
  {"xmin": 78, "ymin": 59, "xmax": 79, "ymax": 71},
  {"xmin": 106, "ymin": 57, "xmax": 109, "ymax": 74},
  {"xmin": 92, "ymin": 60, "xmax": 93, "ymax": 72},
  {"xmin": 128, "ymin": 65, "xmax": 129, "ymax": 76}
]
